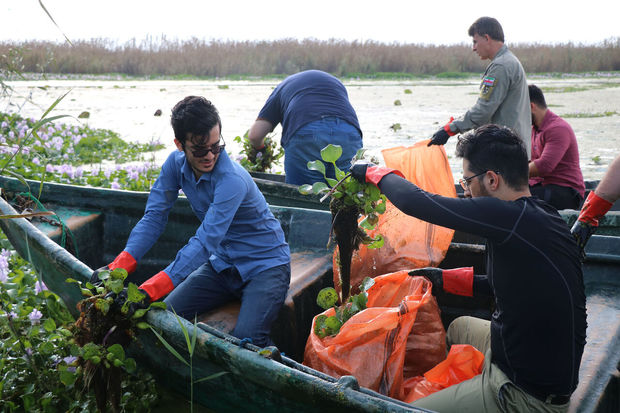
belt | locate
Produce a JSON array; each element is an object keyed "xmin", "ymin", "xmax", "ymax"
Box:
[{"xmin": 522, "ymin": 386, "xmax": 571, "ymax": 405}]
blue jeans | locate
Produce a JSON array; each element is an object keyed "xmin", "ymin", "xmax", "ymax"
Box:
[
  {"xmin": 284, "ymin": 116, "xmax": 363, "ymax": 185},
  {"xmin": 164, "ymin": 262, "xmax": 291, "ymax": 347}
]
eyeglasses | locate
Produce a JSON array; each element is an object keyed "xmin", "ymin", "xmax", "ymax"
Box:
[
  {"xmin": 187, "ymin": 136, "xmax": 226, "ymax": 158},
  {"xmin": 459, "ymin": 170, "xmax": 498, "ymax": 191}
]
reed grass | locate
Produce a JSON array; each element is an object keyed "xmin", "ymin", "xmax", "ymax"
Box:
[{"xmin": 1, "ymin": 37, "xmax": 619, "ymax": 78}]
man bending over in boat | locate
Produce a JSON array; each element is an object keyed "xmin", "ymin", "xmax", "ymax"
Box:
[
  {"xmin": 92, "ymin": 96, "xmax": 291, "ymax": 347},
  {"xmin": 351, "ymin": 124, "xmax": 586, "ymax": 412}
]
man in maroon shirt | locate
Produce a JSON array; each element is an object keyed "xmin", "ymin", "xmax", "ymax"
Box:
[{"xmin": 528, "ymin": 84, "xmax": 585, "ymax": 210}]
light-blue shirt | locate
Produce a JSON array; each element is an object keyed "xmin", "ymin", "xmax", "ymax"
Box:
[{"xmin": 124, "ymin": 150, "xmax": 290, "ymax": 286}]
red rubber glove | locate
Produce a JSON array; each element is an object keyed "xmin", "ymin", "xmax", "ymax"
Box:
[
  {"xmin": 139, "ymin": 271, "xmax": 174, "ymax": 302},
  {"xmin": 571, "ymin": 191, "xmax": 613, "ymax": 260},
  {"xmin": 350, "ymin": 160, "xmax": 405, "ymax": 187}
]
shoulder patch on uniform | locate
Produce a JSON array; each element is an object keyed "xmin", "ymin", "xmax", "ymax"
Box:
[
  {"xmin": 482, "ymin": 76, "xmax": 495, "ymax": 86},
  {"xmin": 479, "ymin": 76, "xmax": 496, "ymax": 100}
]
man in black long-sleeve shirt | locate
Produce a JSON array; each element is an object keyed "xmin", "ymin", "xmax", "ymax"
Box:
[{"xmin": 351, "ymin": 124, "xmax": 586, "ymax": 412}]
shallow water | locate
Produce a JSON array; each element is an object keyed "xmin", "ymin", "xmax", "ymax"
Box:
[{"xmin": 6, "ymin": 75, "xmax": 620, "ymax": 181}]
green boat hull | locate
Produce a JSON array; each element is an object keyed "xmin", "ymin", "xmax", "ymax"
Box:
[{"xmin": 0, "ymin": 176, "xmax": 618, "ymax": 413}]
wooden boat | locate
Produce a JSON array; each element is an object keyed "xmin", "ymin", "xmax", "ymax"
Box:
[{"xmin": 0, "ymin": 176, "xmax": 618, "ymax": 413}]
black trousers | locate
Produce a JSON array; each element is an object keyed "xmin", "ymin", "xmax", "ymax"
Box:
[{"xmin": 530, "ymin": 183, "xmax": 583, "ymax": 211}]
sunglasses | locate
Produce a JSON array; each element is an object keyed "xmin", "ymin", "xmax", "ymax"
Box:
[{"xmin": 187, "ymin": 136, "xmax": 226, "ymax": 158}]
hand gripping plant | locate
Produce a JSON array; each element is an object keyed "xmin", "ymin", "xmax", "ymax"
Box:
[
  {"xmin": 233, "ymin": 131, "xmax": 284, "ymax": 173},
  {"xmin": 67, "ymin": 268, "xmax": 165, "ymax": 412},
  {"xmin": 299, "ymin": 144, "xmax": 386, "ymax": 302}
]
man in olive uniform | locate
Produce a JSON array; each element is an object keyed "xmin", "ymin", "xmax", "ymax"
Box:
[{"xmin": 428, "ymin": 16, "xmax": 531, "ymax": 158}]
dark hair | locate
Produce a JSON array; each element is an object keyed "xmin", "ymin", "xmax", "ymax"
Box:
[
  {"xmin": 528, "ymin": 84, "xmax": 547, "ymax": 108},
  {"xmin": 170, "ymin": 96, "xmax": 222, "ymax": 145},
  {"xmin": 468, "ymin": 17, "xmax": 504, "ymax": 43},
  {"xmin": 455, "ymin": 124, "xmax": 528, "ymax": 190}
]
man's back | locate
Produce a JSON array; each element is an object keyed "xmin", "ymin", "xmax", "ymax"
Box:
[{"xmin": 258, "ymin": 70, "xmax": 361, "ymax": 146}]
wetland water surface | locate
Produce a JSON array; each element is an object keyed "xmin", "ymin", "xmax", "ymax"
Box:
[{"xmin": 7, "ymin": 76, "xmax": 620, "ymax": 181}]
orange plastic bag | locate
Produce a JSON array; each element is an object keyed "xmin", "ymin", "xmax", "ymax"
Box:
[
  {"xmin": 304, "ymin": 271, "xmax": 446, "ymax": 400},
  {"xmin": 333, "ymin": 141, "xmax": 457, "ymax": 297},
  {"xmin": 403, "ymin": 344, "xmax": 485, "ymax": 403}
]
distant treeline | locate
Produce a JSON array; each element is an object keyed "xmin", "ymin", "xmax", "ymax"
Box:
[{"xmin": 1, "ymin": 38, "xmax": 619, "ymax": 77}]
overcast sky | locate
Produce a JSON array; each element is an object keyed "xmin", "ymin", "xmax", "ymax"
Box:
[{"xmin": 2, "ymin": 1, "xmax": 619, "ymax": 46}]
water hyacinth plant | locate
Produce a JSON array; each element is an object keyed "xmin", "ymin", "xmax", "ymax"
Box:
[
  {"xmin": 314, "ymin": 277, "xmax": 375, "ymax": 338},
  {"xmin": 299, "ymin": 144, "xmax": 387, "ymax": 302},
  {"xmin": 232, "ymin": 131, "xmax": 284, "ymax": 173},
  {"xmin": 66, "ymin": 268, "xmax": 166, "ymax": 412},
  {"xmin": 0, "ymin": 111, "xmax": 164, "ymax": 191},
  {"xmin": 0, "ymin": 236, "xmax": 158, "ymax": 411}
]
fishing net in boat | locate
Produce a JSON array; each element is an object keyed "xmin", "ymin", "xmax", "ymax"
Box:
[{"xmin": 332, "ymin": 141, "xmax": 456, "ymax": 298}]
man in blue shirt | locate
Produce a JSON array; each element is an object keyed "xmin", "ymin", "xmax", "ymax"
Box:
[
  {"xmin": 97, "ymin": 96, "xmax": 291, "ymax": 347},
  {"xmin": 247, "ymin": 70, "xmax": 363, "ymax": 185}
]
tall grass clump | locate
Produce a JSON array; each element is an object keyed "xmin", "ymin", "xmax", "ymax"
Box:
[{"xmin": 1, "ymin": 37, "xmax": 619, "ymax": 78}]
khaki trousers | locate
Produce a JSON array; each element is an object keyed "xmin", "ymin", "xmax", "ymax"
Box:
[{"xmin": 411, "ymin": 316, "xmax": 569, "ymax": 413}]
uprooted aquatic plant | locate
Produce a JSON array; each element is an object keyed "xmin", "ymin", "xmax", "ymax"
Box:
[
  {"xmin": 299, "ymin": 144, "xmax": 387, "ymax": 302},
  {"xmin": 67, "ymin": 268, "xmax": 165, "ymax": 412},
  {"xmin": 233, "ymin": 131, "xmax": 284, "ymax": 173},
  {"xmin": 314, "ymin": 277, "xmax": 375, "ymax": 338}
]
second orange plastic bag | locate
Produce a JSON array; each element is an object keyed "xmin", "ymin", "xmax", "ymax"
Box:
[
  {"xmin": 333, "ymin": 141, "xmax": 457, "ymax": 298},
  {"xmin": 403, "ymin": 344, "xmax": 485, "ymax": 403},
  {"xmin": 303, "ymin": 270, "xmax": 446, "ymax": 401}
]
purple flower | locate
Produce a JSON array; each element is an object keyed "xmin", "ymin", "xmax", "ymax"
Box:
[
  {"xmin": 7, "ymin": 311, "xmax": 18, "ymax": 319},
  {"xmin": 129, "ymin": 171, "xmax": 139, "ymax": 181},
  {"xmin": 45, "ymin": 164, "xmax": 54, "ymax": 173},
  {"xmin": 0, "ymin": 249, "xmax": 9, "ymax": 282},
  {"xmin": 1, "ymin": 121, "xmax": 7, "ymax": 128},
  {"xmin": 256, "ymin": 152, "xmax": 263, "ymax": 159},
  {"xmin": 32, "ymin": 157, "xmax": 40, "ymax": 166},
  {"xmin": 104, "ymin": 168, "xmax": 112, "ymax": 179},
  {"xmin": 25, "ymin": 347, "xmax": 33, "ymax": 356},
  {"xmin": 110, "ymin": 181, "xmax": 120, "ymax": 189},
  {"xmin": 34, "ymin": 280, "xmax": 48, "ymax": 294},
  {"xmin": 28, "ymin": 309, "xmax": 43, "ymax": 325},
  {"xmin": 60, "ymin": 164, "xmax": 74, "ymax": 179},
  {"xmin": 63, "ymin": 356, "xmax": 78, "ymax": 365}
]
